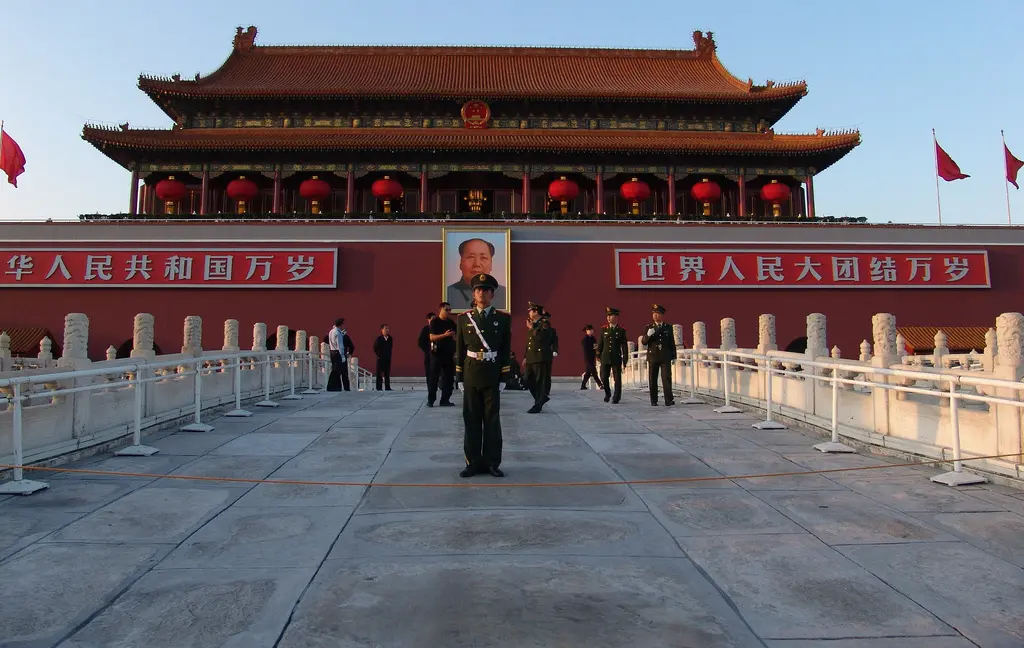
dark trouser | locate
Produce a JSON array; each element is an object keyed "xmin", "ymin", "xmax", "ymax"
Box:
[
  {"xmin": 428, "ymin": 354, "xmax": 455, "ymax": 404},
  {"xmin": 648, "ymin": 357, "xmax": 674, "ymax": 404},
  {"xmin": 525, "ymin": 361, "xmax": 551, "ymax": 408},
  {"xmin": 327, "ymin": 351, "xmax": 350, "ymax": 391},
  {"xmin": 600, "ymin": 362, "xmax": 623, "ymax": 402},
  {"xmin": 423, "ymin": 354, "xmax": 431, "ymax": 384},
  {"xmin": 463, "ymin": 383, "xmax": 502, "ymax": 469},
  {"xmin": 581, "ymin": 360, "xmax": 601, "ymax": 389},
  {"xmin": 376, "ymin": 358, "xmax": 391, "ymax": 391}
]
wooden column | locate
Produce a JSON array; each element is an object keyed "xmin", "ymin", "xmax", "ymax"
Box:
[
  {"xmin": 738, "ymin": 170, "xmax": 747, "ymax": 218},
  {"xmin": 346, "ymin": 170, "xmax": 355, "ymax": 213},
  {"xmin": 129, "ymin": 165, "xmax": 139, "ymax": 216},
  {"xmin": 595, "ymin": 172, "xmax": 604, "ymax": 214},
  {"xmin": 521, "ymin": 172, "xmax": 531, "ymax": 213},
  {"xmin": 805, "ymin": 175, "xmax": 816, "ymax": 218},
  {"xmin": 420, "ymin": 170, "xmax": 428, "ymax": 213},
  {"xmin": 139, "ymin": 184, "xmax": 148, "ymax": 216},
  {"xmin": 272, "ymin": 169, "xmax": 281, "ymax": 214},
  {"xmin": 667, "ymin": 171, "xmax": 676, "ymax": 215},
  {"xmin": 199, "ymin": 168, "xmax": 209, "ymax": 215}
]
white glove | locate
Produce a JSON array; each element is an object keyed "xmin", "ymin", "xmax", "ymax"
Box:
[
  {"xmin": 647, "ymin": 328, "xmax": 656, "ymax": 337},
  {"xmin": 552, "ymin": 352, "xmax": 558, "ymax": 357},
  {"xmin": 499, "ymin": 383, "xmax": 506, "ymax": 392}
]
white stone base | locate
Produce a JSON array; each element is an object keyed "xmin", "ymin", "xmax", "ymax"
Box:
[
  {"xmin": 114, "ymin": 444, "xmax": 160, "ymax": 457},
  {"xmin": 301, "ymin": 389, "xmax": 320, "ymax": 395},
  {"xmin": 814, "ymin": 441, "xmax": 857, "ymax": 454},
  {"xmin": 713, "ymin": 405, "xmax": 743, "ymax": 414},
  {"xmin": 752, "ymin": 420, "xmax": 787, "ymax": 430},
  {"xmin": 0, "ymin": 479, "xmax": 49, "ymax": 495},
  {"xmin": 679, "ymin": 396, "xmax": 704, "ymax": 405},
  {"xmin": 281, "ymin": 395, "xmax": 303, "ymax": 401},
  {"xmin": 224, "ymin": 409, "xmax": 253, "ymax": 417},
  {"xmin": 256, "ymin": 400, "xmax": 279, "ymax": 408},
  {"xmin": 931, "ymin": 470, "xmax": 988, "ymax": 486},
  {"xmin": 180, "ymin": 422, "xmax": 215, "ymax": 433}
]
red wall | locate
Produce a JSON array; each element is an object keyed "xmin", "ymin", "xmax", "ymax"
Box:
[{"xmin": 2, "ymin": 241, "xmax": 1021, "ymax": 377}]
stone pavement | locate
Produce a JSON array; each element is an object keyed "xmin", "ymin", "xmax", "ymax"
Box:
[{"xmin": 1, "ymin": 385, "xmax": 1023, "ymax": 648}]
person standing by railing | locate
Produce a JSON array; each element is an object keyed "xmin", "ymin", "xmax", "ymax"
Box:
[
  {"xmin": 580, "ymin": 324, "xmax": 603, "ymax": 390},
  {"xmin": 327, "ymin": 317, "xmax": 355, "ymax": 391},
  {"xmin": 597, "ymin": 307, "xmax": 628, "ymax": 404},
  {"xmin": 641, "ymin": 304, "xmax": 676, "ymax": 406},
  {"xmin": 373, "ymin": 324, "xmax": 393, "ymax": 391}
]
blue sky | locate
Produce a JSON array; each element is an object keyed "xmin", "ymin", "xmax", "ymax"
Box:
[{"xmin": 1, "ymin": 0, "xmax": 1021, "ymax": 224}]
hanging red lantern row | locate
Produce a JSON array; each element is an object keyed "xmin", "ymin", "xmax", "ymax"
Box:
[
  {"xmin": 690, "ymin": 178, "xmax": 722, "ymax": 217},
  {"xmin": 154, "ymin": 176, "xmax": 187, "ymax": 215},
  {"xmin": 226, "ymin": 176, "xmax": 260, "ymax": 214},
  {"xmin": 759, "ymin": 179, "xmax": 791, "ymax": 218},
  {"xmin": 299, "ymin": 176, "xmax": 332, "ymax": 214},
  {"xmin": 371, "ymin": 176, "xmax": 403, "ymax": 213},
  {"xmin": 619, "ymin": 178, "xmax": 650, "ymax": 215},
  {"xmin": 548, "ymin": 176, "xmax": 578, "ymax": 215}
]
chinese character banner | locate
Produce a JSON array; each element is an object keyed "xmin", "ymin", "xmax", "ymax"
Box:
[
  {"xmin": 616, "ymin": 249, "xmax": 990, "ymax": 288},
  {"xmin": 0, "ymin": 249, "xmax": 338, "ymax": 288}
]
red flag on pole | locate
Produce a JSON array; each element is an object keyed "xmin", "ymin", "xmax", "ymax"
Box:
[
  {"xmin": 1005, "ymin": 143, "xmax": 1023, "ymax": 189},
  {"xmin": 935, "ymin": 139, "xmax": 969, "ymax": 181},
  {"xmin": 0, "ymin": 129, "xmax": 26, "ymax": 188}
]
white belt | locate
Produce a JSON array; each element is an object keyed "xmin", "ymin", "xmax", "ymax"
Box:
[{"xmin": 467, "ymin": 350, "xmax": 497, "ymax": 361}]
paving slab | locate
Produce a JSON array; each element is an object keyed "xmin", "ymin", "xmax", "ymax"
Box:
[
  {"xmin": 840, "ymin": 542, "xmax": 1024, "ymax": 648},
  {"xmin": 913, "ymin": 511, "xmax": 1024, "ymax": 568},
  {"xmin": 0, "ymin": 479, "xmax": 139, "ymax": 514},
  {"xmin": 310, "ymin": 426, "xmax": 402, "ymax": 450},
  {"xmin": 46, "ymin": 486, "xmax": 237, "ymax": 544},
  {"xmin": 330, "ymin": 510, "xmax": 681, "ymax": 559},
  {"xmin": 165, "ymin": 454, "xmax": 291, "ymax": 482},
  {"xmin": 210, "ymin": 431, "xmax": 320, "ymax": 456},
  {"xmin": 0, "ymin": 509, "xmax": 84, "ymax": 562},
  {"xmin": 59, "ymin": 566, "xmax": 315, "ymax": 648},
  {"xmin": 635, "ymin": 488, "xmax": 806, "ymax": 537},
  {"xmin": 49, "ymin": 454, "xmax": 195, "ymax": 480},
  {"xmin": 578, "ymin": 432, "xmax": 687, "ymax": 454},
  {"xmin": 842, "ymin": 474, "xmax": 1008, "ymax": 513},
  {"xmin": 161, "ymin": 505, "xmax": 353, "ymax": 568},
  {"xmin": 283, "ymin": 406, "xmax": 357, "ymax": 419},
  {"xmin": 276, "ymin": 557, "xmax": 765, "ymax": 648},
  {"xmin": 698, "ymin": 450, "xmax": 847, "ymax": 490},
  {"xmin": 599, "ymin": 452, "xmax": 736, "ymax": 488},
  {"xmin": 657, "ymin": 430, "xmax": 766, "ymax": 453},
  {"xmin": 148, "ymin": 431, "xmax": 243, "ymax": 456},
  {"xmin": 0, "ymin": 543, "xmax": 166, "ymax": 646},
  {"xmin": 767, "ymin": 639, "xmax": 977, "ymax": 647},
  {"xmin": 269, "ymin": 448, "xmax": 389, "ymax": 478},
  {"xmin": 679, "ymin": 534, "xmax": 955, "ymax": 640}
]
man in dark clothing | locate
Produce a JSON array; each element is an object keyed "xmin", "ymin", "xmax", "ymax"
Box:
[
  {"xmin": 327, "ymin": 317, "xmax": 355, "ymax": 392},
  {"xmin": 417, "ymin": 312, "xmax": 436, "ymax": 383},
  {"xmin": 542, "ymin": 310, "xmax": 558, "ymax": 400},
  {"xmin": 373, "ymin": 324, "xmax": 394, "ymax": 391},
  {"xmin": 641, "ymin": 304, "xmax": 676, "ymax": 406},
  {"xmin": 427, "ymin": 302, "xmax": 457, "ymax": 407},
  {"xmin": 597, "ymin": 307, "xmax": 629, "ymax": 404},
  {"xmin": 523, "ymin": 302, "xmax": 555, "ymax": 414},
  {"xmin": 580, "ymin": 324, "xmax": 603, "ymax": 390}
]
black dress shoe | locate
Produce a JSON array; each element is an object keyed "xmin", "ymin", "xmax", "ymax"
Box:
[
  {"xmin": 439, "ymin": 401, "xmax": 455, "ymax": 407},
  {"xmin": 460, "ymin": 465, "xmax": 478, "ymax": 478},
  {"xmin": 426, "ymin": 401, "xmax": 434, "ymax": 407},
  {"xmin": 604, "ymin": 394, "xmax": 611, "ymax": 403},
  {"xmin": 665, "ymin": 400, "xmax": 675, "ymax": 406},
  {"xmin": 487, "ymin": 465, "xmax": 504, "ymax": 477},
  {"xmin": 612, "ymin": 398, "xmax": 620, "ymax": 404},
  {"xmin": 527, "ymin": 405, "xmax": 542, "ymax": 414},
  {"xmin": 651, "ymin": 402, "xmax": 659, "ymax": 406}
]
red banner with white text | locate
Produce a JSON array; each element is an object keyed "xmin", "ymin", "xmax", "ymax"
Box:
[
  {"xmin": 0, "ymin": 248, "xmax": 338, "ymax": 288},
  {"xmin": 615, "ymin": 249, "xmax": 990, "ymax": 288}
]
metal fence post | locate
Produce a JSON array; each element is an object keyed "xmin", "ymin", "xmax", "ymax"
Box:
[
  {"xmin": 116, "ymin": 367, "xmax": 161, "ymax": 455},
  {"xmin": 225, "ymin": 355, "xmax": 252, "ymax": 417},
  {"xmin": 713, "ymin": 351, "xmax": 742, "ymax": 414},
  {"xmin": 680, "ymin": 352, "xmax": 702, "ymax": 404},
  {"xmin": 181, "ymin": 359, "xmax": 215, "ymax": 431},
  {"xmin": 0, "ymin": 383, "xmax": 49, "ymax": 494},
  {"xmin": 753, "ymin": 359, "xmax": 786, "ymax": 429},
  {"xmin": 283, "ymin": 352, "xmax": 303, "ymax": 400},
  {"xmin": 302, "ymin": 351, "xmax": 320, "ymax": 395},
  {"xmin": 932, "ymin": 378, "xmax": 987, "ymax": 485},
  {"xmin": 256, "ymin": 354, "xmax": 279, "ymax": 407},
  {"xmin": 814, "ymin": 366, "xmax": 856, "ymax": 453}
]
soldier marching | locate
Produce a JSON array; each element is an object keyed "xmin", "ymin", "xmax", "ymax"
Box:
[
  {"xmin": 523, "ymin": 301, "xmax": 555, "ymax": 413},
  {"xmin": 640, "ymin": 303, "xmax": 676, "ymax": 406},
  {"xmin": 596, "ymin": 307, "xmax": 629, "ymax": 403}
]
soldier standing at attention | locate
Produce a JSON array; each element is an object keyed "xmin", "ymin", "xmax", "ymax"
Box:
[
  {"xmin": 641, "ymin": 304, "xmax": 676, "ymax": 406},
  {"xmin": 597, "ymin": 307, "xmax": 629, "ymax": 404},
  {"xmin": 580, "ymin": 324, "xmax": 603, "ymax": 390},
  {"xmin": 524, "ymin": 302, "xmax": 554, "ymax": 414},
  {"xmin": 455, "ymin": 273, "xmax": 513, "ymax": 478}
]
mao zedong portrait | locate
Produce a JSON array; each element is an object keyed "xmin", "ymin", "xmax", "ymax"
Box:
[{"xmin": 447, "ymin": 237, "xmax": 507, "ymax": 309}]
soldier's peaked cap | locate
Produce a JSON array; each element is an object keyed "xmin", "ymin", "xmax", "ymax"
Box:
[
  {"xmin": 605, "ymin": 307, "xmax": 620, "ymax": 316},
  {"xmin": 527, "ymin": 301, "xmax": 544, "ymax": 312},
  {"xmin": 470, "ymin": 273, "xmax": 498, "ymax": 290},
  {"xmin": 651, "ymin": 303, "xmax": 666, "ymax": 314}
]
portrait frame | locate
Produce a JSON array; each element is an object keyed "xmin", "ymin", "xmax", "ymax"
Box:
[{"xmin": 441, "ymin": 227, "xmax": 511, "ymax": 313}]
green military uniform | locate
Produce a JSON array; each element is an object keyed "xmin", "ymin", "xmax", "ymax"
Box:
[
  {"xmin": 597, "ymin": 306, "xmax": 629, "ymax": 404},
  {"xmin": 455, "ymin": 273, "xmax": 513, "ymax": 477},
  {"xmin": 524, "ymin": 302, "xmax": 555, "ymax": 413},
  {"xmin": 641, "ymin": 303, "xmax": 676, "ymax": 406}
]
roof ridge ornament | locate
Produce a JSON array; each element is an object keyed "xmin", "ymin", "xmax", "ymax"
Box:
[
  {"xmin": 692, "ymin": 30, "xmax": 716, "ymax": 56},
  {"xmin": 234, "ymin": 25, "xmax": 258, "ymax": 51}
]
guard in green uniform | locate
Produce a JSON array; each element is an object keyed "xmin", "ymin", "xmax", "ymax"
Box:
[
  {"xmin": 524, "ymin": 302, "xmax": 555, "ymax": 413},
  {"xmin": 455, "ymin": 273, "xmax": 513, "ymax": 478},
  {"xmin": 597, "ymin": 307, "xmax": 629, "ymax": 403},
  {"xmin": 641, "ymin": 303, "xmax": 676, "ymax": 406}
]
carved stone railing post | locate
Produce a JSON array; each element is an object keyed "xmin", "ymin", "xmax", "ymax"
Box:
[
  {"xmin": 275, "ymin": 325, "xmax": 289, "ymax": 367},
  {"xmin": 295, "ymin": 330, "xmax": 307, "ymax": 376},
  {"xmin": 991, "ymin": 313, "xmax": 1024, "ymax": 460},
  {"xmin": 130, "ymin": 313, "xmax": 156, "ymax": 360},
  {"xmin": 859, "ymin": 340, "xmax": 872, "ymax": 362},
  {"xmin": 105, "ymin": 345, "xmax": 117, "ymax": 361},
  {"xmin": 871, "ymin": 313, "xmax": 900, "ymax": 367},
  {"xmin": 37, "ymin": 337, "xmax": 54, "ymax": 368},
  {"xmin": 933, "ymin": 330, "xmax": 949, "ymax": 369},
  {"xmin": 182, "ymin": 316, "xmax": 203, "ymax": 357},
  {"xmin": 252, "ymin": 322, "xmax": 267, "ymax": 370},
  {"xmin": 672, "ymin": 324, "xmax": 684, "ymax": 358},
  {"xmin": 222, "ymin": 319, "xmax": 239, "ymax": 352},
  {"xmin": 308, "ymin": 334, "xmax": 319, "ymax": 387},
  {"xmin": 692, "ymin": 322, "xmax": 707, "ymax": 350},
  {"xmin": 719, "ymin": 318, "xmax": 736, "ymax": 350},
  {"xmin": 806, "ymin": 313, "xmax": 827, "ymax": 360},
  {"xmin": 0, "ymin": 331, "xmax": 10, "ymax": 372},
  {"xmin": 757, "ymin": 314, "xmax": 777, "ymax": 354},
  {"xmin": 58, "ymin": 313, "xmax": 90, "ymax": 369},
  {"xmin": 983, "ymin": 328, "xmax": 997, "ymax": 373}
]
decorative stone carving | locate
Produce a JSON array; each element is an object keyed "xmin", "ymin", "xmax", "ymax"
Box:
[
  {"xmin": 933, "ymin": 330, "xmax": 949, "ymax": 368},
  {"xmin": 719, "ymin": 318, "xmax": 736, "ymax": 350},
  {"xmin": 672, "ymin": 324, "xmax": 684, "ymax": 346},
  {"xmin": 222, "ymin": 319, "xmax": 240, "ymax": 352},
  {"xmin": 859, "ymin": 340, "xmax": 872, "ymax": 362},
  {"xmin": 252, "ymin": 323, "xmax": 267, "ymax": 352},
  {"xmin": 806, "ymin": 313, "xmax": 827, "ymax": 356},
  {"xmin": 996, "ymin": 312, "xmax": 1024, "ymax": 367},
  {"xmin": 60, "ymin": 313, "xmax": 89, "ymax": 364},
  {"xmin": 38, "ymin": 337, "xmax": 53, "ymax": 364},
  {"xmin": 276, "ymin": 325, "xmax": 289, "ymax": 352},
  {"xmin": 692, "ymin": 322, "xmax": 707, "ymax": 350},
  {"xmin": 983, "ymin": 327, "xmax": 997, "ymax": 372},
  {"xmin": 309, "ymin": 335, "xmax": 319, "ymax": 354},
  {"xmin": 130, "ymin": 313, "xmax": 155, "ymax": 359},
  {"xmin": 182, "ymin": 316, "xmax": 203, "ymax": 356},
  {"xmin": 831, "ymin": 346, "xmax": 841, "ymax": 359},
  {"xmin": 895, "ymin": 333, "xmax": 906, "ymax": 357},
  {"xmin": 320, "ymin": 341, "xmax": 329, "ymax": 356},
  {"xmin": 871, "ymin": 313, "xmax": 897, "ymax": 358},
  {"xmin": 627, "ymin": 340, "xmax": 636, "ymax": 354},
  {"xmin": 106, "ymin": 345, "xmax": 118, "ymax": 361},
  {"xmin": 757, "ymin": 314, "xmax": 777, "ymax": 353},
  {"xmin": 0, "ymin": 331, "xmax": 9, "ymax": 358},
  {"xmin": 295, "ymin": 330, "xmax": 307, "ymax": 353}
]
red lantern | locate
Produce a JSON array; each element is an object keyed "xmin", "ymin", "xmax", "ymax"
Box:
[
  {"xmin": 154, "ymin": 176, "xmax": 187, "ymax": 215},
  {"xmin": 371, "ymin": 176, "xmax": 403, "ymax": 213},
  {"xmin": 548, "ymin": 176, "xmax": 579, "ymax": 215},
  {"xmin": 619, "ymin": 178, "xmax": 650, "ymax": 215},
  {"xmin": 226, "ymin": 176, "xmax": 259, "ymax": 214},
  {"xmin": 689, "ymin": 178, "xmax": 722, "ymax": 216},
  {"xmin": 299, "ymin": 176, "xmax": 332, "ymax": 214},
  {"xmin": 759, "ymin": 180, "xmax": 792, "ymax": 218}
]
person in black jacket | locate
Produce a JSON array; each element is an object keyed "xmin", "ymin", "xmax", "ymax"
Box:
[
  {"xmin": 373, "ymin": 324, "xmax": 394, "ymax": 391},
  {"xmin": 580, "ymin": 324, "xmax": 603, "ymax": 390},
  {"xmin": 417, "ymin": 312, "xmax": 436, "ymax": 384},
  {"xmin": 327, "ymin": 318, "xmax": 356, "ymax": 392}
]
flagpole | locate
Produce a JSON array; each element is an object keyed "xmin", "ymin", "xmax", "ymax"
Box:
[
  {"xmin": 932, "ymin": 129, "xmax": 943, "ymax": 226},
  {"xmin": 1003, "ymin": 130, "xmax": 1013, "ymax": 225}
]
